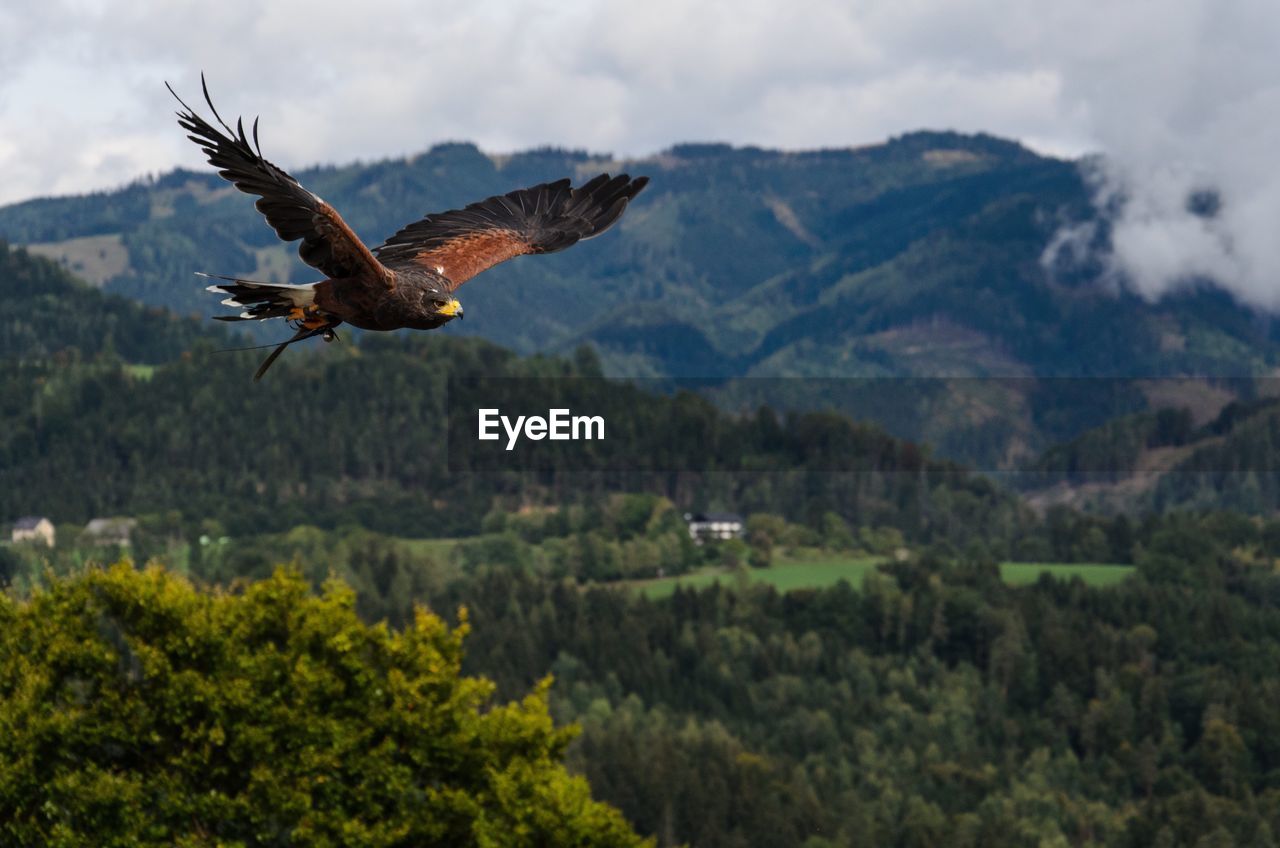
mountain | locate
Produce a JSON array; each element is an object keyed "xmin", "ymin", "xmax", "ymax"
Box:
[{"xmin": 5, "ymin": 131, "xmax": 1278, "ymax": 466}]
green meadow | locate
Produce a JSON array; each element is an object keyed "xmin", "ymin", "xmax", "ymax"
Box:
[
  {"xmin": 626, "ymin": 555, "xmax": 1134, "ymax": 598},
  {"xmin": 999, "ymin": 561, "xmax": 1134, "ymax": 586},
  {"xmin": 387, "ymin": 537, "xmax": 1134, "ymax": 597}
]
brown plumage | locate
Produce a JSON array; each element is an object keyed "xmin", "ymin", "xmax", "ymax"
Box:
[{"xmin": 169, "ymin": 76, "xmax": 649, "ymax": 380}]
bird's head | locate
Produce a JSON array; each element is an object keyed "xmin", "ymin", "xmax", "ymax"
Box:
[{"xmin": 432, "ymin": 295, "xmax": 464, "ymax": 322}]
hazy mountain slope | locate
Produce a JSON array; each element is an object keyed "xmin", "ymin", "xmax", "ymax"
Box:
[
  {"xmin": 0, "ymin": 132, "xmax": 1116, "ymax": 369},
  {"xmin": 5, "ymin": 131, "xmax": 1278, "ymax": 466},
  {"xmin": 8, "ymin": 131, "xmax": 1273, "ymax": 380}
]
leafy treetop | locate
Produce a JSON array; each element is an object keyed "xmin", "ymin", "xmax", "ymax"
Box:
[{"xmin": 0, "ymin": 563, "xmax": 647, "ymax": 848}]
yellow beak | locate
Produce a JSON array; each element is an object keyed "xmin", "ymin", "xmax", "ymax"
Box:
[{"xmin": 438, "ymin": 298, "xmax": 463, "ymax": 319}]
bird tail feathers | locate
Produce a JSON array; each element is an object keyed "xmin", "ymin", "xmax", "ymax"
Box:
[{"xmin": 200, "ymin": 272, "xmax": 318, "ymax": 322}]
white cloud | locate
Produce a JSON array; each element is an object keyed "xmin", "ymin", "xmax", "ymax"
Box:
[
  {"xmin": 1027, "ymin": 0, "xmax": 1280, "ymax": 307},
  {"xmin": 0, "ymin": 0, "xmax": 1092, "ymax": 208}
]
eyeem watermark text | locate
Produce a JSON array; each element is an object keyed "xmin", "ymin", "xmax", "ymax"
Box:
[{"xmin": 477, "ymin": 408, "xmax": 605, "ymax": 450}]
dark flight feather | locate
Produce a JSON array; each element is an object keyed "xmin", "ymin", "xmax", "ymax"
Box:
[{"xmin": 167, "ymin": 75, "xmax": 390, "ymax": 288}]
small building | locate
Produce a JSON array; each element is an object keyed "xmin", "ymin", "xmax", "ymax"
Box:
[
  {"xmin": 84, "ymin": 517, "xmax": 138, "ymax": 547},
  {"xmin": 11, "ymin": 516, "xmax": 55, "ymax": 547},
  {"xmin": 684, "ymin": 511, "xmax": 745, "ymax": 544}
]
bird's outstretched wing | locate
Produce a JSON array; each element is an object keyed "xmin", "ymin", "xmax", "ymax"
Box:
[
  {"xmin": 373, "ymin": 174, "xmax": 649, "ymax": 289},
  {"xmin": 168, "ymin": 76, "xmax": 392, "ymax": 288}
]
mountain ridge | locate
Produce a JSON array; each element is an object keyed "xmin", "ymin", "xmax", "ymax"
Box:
[{"xmin": 4, "ymin": 130, "xmax": 1277, "ymax": 468}]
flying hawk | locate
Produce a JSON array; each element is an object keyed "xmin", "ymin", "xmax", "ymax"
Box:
[{"xmin": 169, "ymin": 78, "xmax": 649, "ymax": 380}]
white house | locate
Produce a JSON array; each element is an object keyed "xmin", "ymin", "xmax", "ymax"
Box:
[
  {"xmin": 684, "ymin": 511, "xmax": 745, "ymax": 544},
  {"xmin": 84, "ymin": 517, "xmax": 138, "ymax": 546},
  {"xmin": 11, "ymin": 516, "xmax": 55, "ymax": 547}
]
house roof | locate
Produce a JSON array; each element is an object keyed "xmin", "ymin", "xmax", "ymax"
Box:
[{"xmin": 13, "ymin": 516, "xmax": 49, "ymax": 530}]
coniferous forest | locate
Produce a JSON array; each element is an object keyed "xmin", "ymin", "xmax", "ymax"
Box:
[{"xmin": 4, "ymin": 127, "xmax": 1280, "ymax": 847}]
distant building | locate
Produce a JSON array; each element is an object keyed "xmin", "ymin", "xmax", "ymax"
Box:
[
  {"xmin": 684, "ymin": 512, "xmax": 745, "ymax": 544},
  {"xmin": 11, "ymin": 516, "xmax": 55, "ymax": 547},
  {"xmin": 84, "ymin": 517, "xmax": 138, "ymax": 547}
]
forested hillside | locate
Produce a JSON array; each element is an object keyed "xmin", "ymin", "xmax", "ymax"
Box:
[
  {"xmin": 6, "ymin": 240, "xmax": 1279, "ymax": 541},
  {"xmin": 1024, "ymin": 393, "xmax": 1280, "ymax": 515},
  {"xmin": 1149, "ymin": 410, "xmax": 1280, "ymax": 513},
  {"xmin": 10, "ymin": 513, "xmax": 1280, "ymax": 847},
  {"xmin": 6, "ymin": 133, "xmax": 1280, "ymax": 466},
  {"xmin": 7, "ymin": 179, "xmax": 1280, "ymax": 847},
  {"xmin": 448, "ymin": 532, "xmax": 1280, "ymax": 847},
  {"xmin": 0, "ymin": 241, "xmax": 227, "ymax": 363},
  {"xmin": 0, "ymin": 329, "xmax": 1031, "ymax": 546}
]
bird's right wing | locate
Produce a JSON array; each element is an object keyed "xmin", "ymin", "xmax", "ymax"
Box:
[{"xmin": 169, "ymin": 76, "xmax": 393, "ymax": 289}]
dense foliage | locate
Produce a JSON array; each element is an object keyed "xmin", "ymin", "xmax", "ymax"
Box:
[
  {"xmin": 0, "ymin": 564, "xmax": 646, "ymax": 847},
  {"xmin": 15, "ymin": 513, "xmax": 1278, "ymax": 847},
  {"xmin": 0, "ymin": 331, "xmax": 1037, "ymax": 547},
  {"xmin": 443, "ymin": 531, "xmax": 1280, "ymax": 847}
]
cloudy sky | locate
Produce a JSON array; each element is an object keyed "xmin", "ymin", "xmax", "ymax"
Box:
[{"xmin": 2, "ymin": 0, "xmax": 1279, "ymax": 304}]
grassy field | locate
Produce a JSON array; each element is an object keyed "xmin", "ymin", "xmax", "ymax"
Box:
[
  {"xmin": 1000, "ymin": 562, "xmax": 1134, "ymax": 586},
  {"xmin": 384, "ymin": 537, "xmax": 1135, "ymax": 596},
  {"xmin": 626, "ymin": 555, "xmax": 1135, "ymax": 598}
]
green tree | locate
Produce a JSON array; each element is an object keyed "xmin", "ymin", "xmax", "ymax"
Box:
[
  {"xmin": 820, "ymin": 512, "xmax": 856, "ymax": 551},
  {"xmin": 746, "ymin": 513, "xmax": 787, "ymax": 569},
  {"xmin": 0, "ymin": 563, "xmax": 647, "ymax": 847}
]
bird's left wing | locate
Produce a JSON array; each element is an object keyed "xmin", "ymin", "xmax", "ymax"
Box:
[
  {"xmin": 169, "ymin": 77, "xmax": 392, "ymax": 288},
  {"xmin": 374, "ymin": 173, "xmax": 649, "ymax": 289}
]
